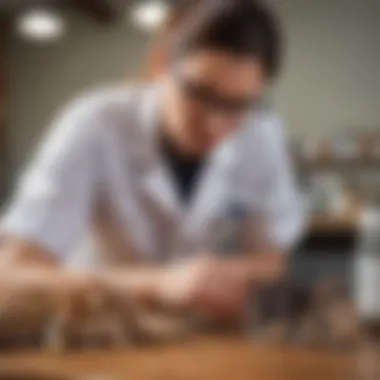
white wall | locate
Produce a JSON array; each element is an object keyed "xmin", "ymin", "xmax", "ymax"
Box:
[
  {"xmin": 267, "ymin": 0, "xmax": 380, "ymax": 139},
  {"xmin": 7, "ymin": 0, "xmax": 380, "ymax": 182},
  {"xmin": 8, "ymin": 14, "xmax": 149, "ymax": 181}
]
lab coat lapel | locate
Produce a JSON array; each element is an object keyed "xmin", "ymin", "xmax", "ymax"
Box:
[
  {"xmin": 137, "ymin": 84, "xmax": 247, "ymax": 252},
  {"xmin": 141, "ymin": 163, "xmax": 181, "ymax": 219},
  {"xmin": 138, "ymin": 83, "xmax": 182, "ymax": 221},
  {"xmin": 184, "ymin": 138, "xmax": 240, "ymax": 249}
]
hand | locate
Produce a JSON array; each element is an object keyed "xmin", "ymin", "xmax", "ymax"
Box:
[{"xmin": 157, "ymin": 256, "xmax": 250, "ymax": 317}]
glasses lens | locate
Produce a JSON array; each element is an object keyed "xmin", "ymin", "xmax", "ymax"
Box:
[{"xmin": 180, "ymin": 77, "xmax": 254, "ymax": 115}]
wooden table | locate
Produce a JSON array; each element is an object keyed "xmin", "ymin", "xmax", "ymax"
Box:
[{"xmin": 0, "ymin": 337, "xmax": 379, "ymax": 380}]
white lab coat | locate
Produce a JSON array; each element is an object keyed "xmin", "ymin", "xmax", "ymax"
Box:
[{"xmin": 0, "ymin": 83, "xmax": 304, "ymax": 269}]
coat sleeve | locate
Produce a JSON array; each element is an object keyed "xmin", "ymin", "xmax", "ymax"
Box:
[
  {"xmin": 0, "ymin": 96, "xmax": 103, "ymax": 260},
  {"xmin": 250, "ymin": 114, "xmax": 306, "ymax": 252}
]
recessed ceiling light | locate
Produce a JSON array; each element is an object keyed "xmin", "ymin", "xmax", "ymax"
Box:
[
  {"xmin": 131, "ymin": 1, "xmax": 170, "ymax": 32},
  {"xmin": 16, "ymin": 9, "xmax": 66, "ymax": 43}
]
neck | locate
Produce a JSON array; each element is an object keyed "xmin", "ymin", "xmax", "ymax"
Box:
[
  {"xmin": 159, "ymin": 119, "xmax": 203, "ymax": 162},
  {"xmin": 158, "ymin": 89, "xmax": 207, "ymax": 160},
  {"xmin": 159, "ymin": 124, "xmax": 200, "ymax": 161}
]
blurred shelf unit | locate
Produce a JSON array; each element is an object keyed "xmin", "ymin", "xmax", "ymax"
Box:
[
  {"xmin": 297, "ymin": 157, "xmax": 380, "ymax": 172},
  {"xmin": 292, "ymin": 129, "xmax": 380, "ymax": 173},
  {"xmin": 309, "ymin": 208, "xmax": 360, "ymax": 233},
  {"xmin": 292, "ymin": 129, "xmax": 380, "ymax": 237}
]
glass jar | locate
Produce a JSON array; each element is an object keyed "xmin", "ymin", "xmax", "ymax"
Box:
[{"xmin": 354, "ymin": 207, "xmax": 380, "ymax": 339}]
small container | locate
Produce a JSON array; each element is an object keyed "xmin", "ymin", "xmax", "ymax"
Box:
[
  {"xmin": 212, "ymin": 201, "xmax": 261, "ymax": 337},
  {"xmin": 354, "ymin": 207, "xmax": 380, "ymax": 337},
  {"xmin": 332, "ymin": 136, "xmax": 358, "ymax": 162}
]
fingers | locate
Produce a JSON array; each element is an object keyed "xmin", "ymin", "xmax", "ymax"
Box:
[{"xmin": 190, "ymin": 259, "xmax": 249, "ymax": 317}]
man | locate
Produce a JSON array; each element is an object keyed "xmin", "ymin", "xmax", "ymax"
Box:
[{"xmin": 0, "ymin": 0, "xmax": 303, "ymax": 318}]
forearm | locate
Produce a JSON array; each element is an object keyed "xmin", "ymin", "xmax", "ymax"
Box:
[
  {"xmin": 0, "ymin": 238, "xmax": 163, "ymax": 303},
  {"xmin": 98, "ymin": 266, "xmax": 165, "ymax": 303},
  {"xmin": 0, "ymin": 238, "xmax": 59, "ymax": 269},
  {"xmin": 238, "ymin": 250, "xmax": 287, "ymax": 284}
]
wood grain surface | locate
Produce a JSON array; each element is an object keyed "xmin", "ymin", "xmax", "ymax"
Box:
[{"xmin": 0, "ymin": 337, "xmax": 379, "ymax": 380}]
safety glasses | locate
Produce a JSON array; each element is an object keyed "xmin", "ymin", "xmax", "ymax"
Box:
[{"xmin": 177, "ymin": 75, "xmax": 258, "ymax": 117}]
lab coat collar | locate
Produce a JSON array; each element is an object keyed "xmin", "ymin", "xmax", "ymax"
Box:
[
  {"xmin": 183, "ymin": 137, "xmax": 242, "ymax": 249},
  {"xmin": 138, "ymin": 82, "xmax": 244, "ymax": 230},
  {"xmin": 138, "ymin": 82, "xmax": 182, "ymax": 219}
]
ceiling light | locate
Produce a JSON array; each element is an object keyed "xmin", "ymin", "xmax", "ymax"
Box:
[
  {"xmin": 131, "ymin": 1, "xmax": 170, "ymax": 32},
  {"xmin": 16, "ymin": 9, "xmax": 66, "ymax": 43}
]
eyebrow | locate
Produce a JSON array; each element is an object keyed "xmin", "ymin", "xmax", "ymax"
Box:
[
  {"xmin": 192, "ymin": 81, "xmax": 257, "ymax": 106},
  {"xmin": 175, "ymin": 67, "xmax": 260, "ymax": 110}
]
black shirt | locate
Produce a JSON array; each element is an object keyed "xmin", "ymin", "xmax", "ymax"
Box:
[{"xmin": 159, "ymin": 133, "xmax": 205, "ymax": 204}]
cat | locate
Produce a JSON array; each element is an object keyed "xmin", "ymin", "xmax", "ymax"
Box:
[
  {"xmin": 0, "ymin": 272, "xmax": 62, "ymax": 349},
  {"xmin": 0, "ymin": 275, "xmax": 193, "ymax": 352},
  {"xmin": 45, "ymin": 281, "xmax": 192, "ymax": 351}
]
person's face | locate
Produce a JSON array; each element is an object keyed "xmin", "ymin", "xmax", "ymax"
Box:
[{"xmin": 161, "ymin": 50, "xmax": 267, "ymax": 157}]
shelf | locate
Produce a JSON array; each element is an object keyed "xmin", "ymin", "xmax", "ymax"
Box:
[
  {"xmin": 296, "ymin": 158, "xmax": 380, "ymax": 172},
  {"xmin": 308, "ymin": 208, "xmax": 361, "ymax": 233}
]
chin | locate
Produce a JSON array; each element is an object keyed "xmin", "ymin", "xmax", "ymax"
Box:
[
  {"xmin": 185, "ymin": 137, "xmax": 216, "ymax": 157},
  {"xmin": 201, "ymin": 139, "xmax": 220, "ymax": 153},
  {"xmin": 192, "ymin": 144, "xmax": 212, "ymax": 157}
]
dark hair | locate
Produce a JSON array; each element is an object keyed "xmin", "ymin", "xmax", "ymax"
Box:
[{"xmin": 164, "ymin": 0, "xmax": 282, "ymax": 79}]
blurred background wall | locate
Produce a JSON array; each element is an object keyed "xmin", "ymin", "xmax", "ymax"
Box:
[
  {"xmin": 0, "ymin": 0, "xmax": 379, "ymax": 340},
  {"xmin": 6, "ymin": 0, "xmax": 380, "ymax": 184}
]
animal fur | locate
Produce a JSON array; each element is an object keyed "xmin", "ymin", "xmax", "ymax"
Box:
[{"xmin": 0, "ymin": 275, "xmax": 193, "ymax": 351}]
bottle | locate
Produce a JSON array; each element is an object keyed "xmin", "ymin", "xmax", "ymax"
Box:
[
  {"xmin": 354, "ymin": 206, "xmax": 380, "ymax": 341},
  {"xmin": 213, "ymin": 201, "xmax": 261, "ymax": 336}
]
